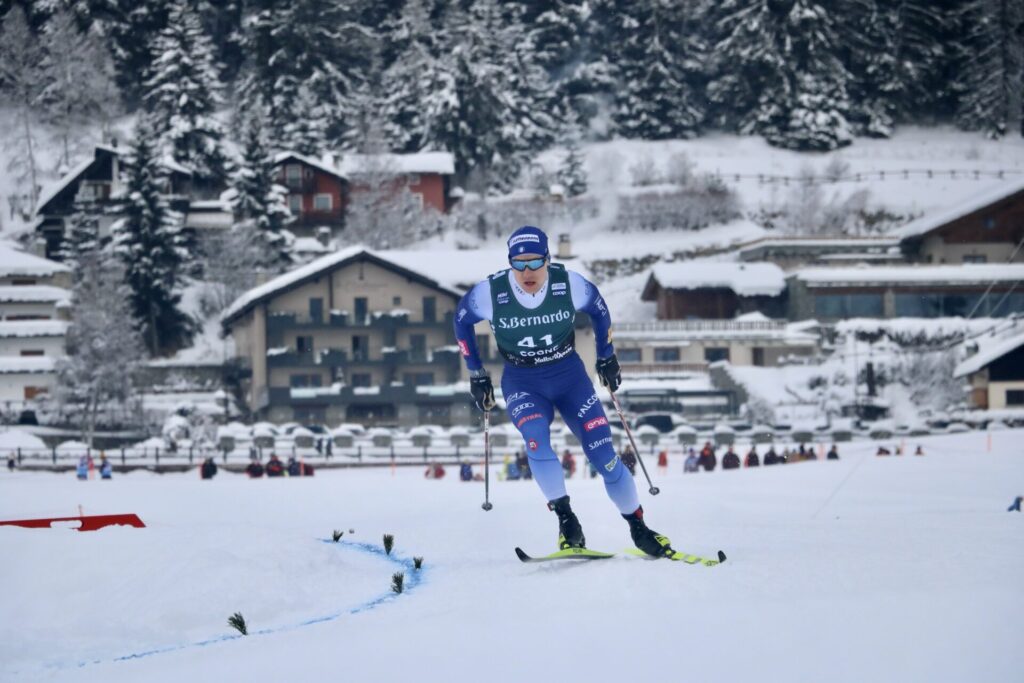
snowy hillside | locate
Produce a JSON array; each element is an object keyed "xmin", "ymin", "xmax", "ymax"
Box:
[{"xmin": 2, "ymin": 429, "xmax": 1022, "ymax": 682}]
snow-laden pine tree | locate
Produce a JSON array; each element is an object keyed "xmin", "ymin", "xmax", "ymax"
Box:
[
  {"xmin": 0, "ymin": 5, "xmax": 45, "ymax": 213},
  {"xmin": 518, "ymin": 0, "xmax": 589, "ymax": 74},
  {"xmin": 144, "ymin": 0, "xmax": 228, "ymax": 185},
  {"xmin": 56, "ymin": 250, "xmax": 144, "ymax": 447},
  {"xmin": 344, "ymin": 155, "xmax": 433, "ymax": 249},
  {"xmin": 953, "ymin": 0, "xmax": 1024, "ymax": 138},
  {"xmin": 113, "ymin": 120, "xmax": 193, "ymax": 357},
  {"xmin": 39, "ymin": 8, "xmax": 120, "ymax": 168},
  {"xmin": 610, "ymin": 1, "xmax": 706, "ymax": 139},
  {"xmin": 100, "ymin": 0, "xmax": 171, "ymax": 108},
  {"xmin": 558, "ymin": 113, "xmax": 588, "ymax": 197},
  {"xmin": 231, "ymin": 108, "xmax": 293, "ymax": 271},
  {"xmin": 59, "ymin": 199, "xmax": 103, "ymax": 278},
  {"xmin": 280, "ymin": 85, "xmax": 328, "ymax": 157},
  {"xmin": 707, "ymin": 0, "xmax": 853, "ymax": 151}
]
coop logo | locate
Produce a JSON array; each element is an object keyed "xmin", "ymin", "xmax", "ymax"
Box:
[
  {"xmin": 604, "ymin": 453, "xmax": 619, "ymax": 472},
  {"xmin": 517, "ymin": 413, "xmax": 542, "ymax": 428},
  {"xmin": 497, "ymin": 309, "xmax": 571, "ymax": 329},
  {"xmin": 588, "ymin": 436, "xmax": 612, "ymax": 451},
  {"xmin": 553, "ymin": 289, "xmax": 567, "ymax": 297},
  {"xmin": 457, "ymin": 340, "xmax": 470, "ymax": 357},
  {"xmin": 584, "ymin": 416, "xmax": 608, "ymax": 432},
  {"xmin": 577, "ymin": 393, "xmax": 599, "ymax": 418},
  {"xmin": 511, "ymin": 402, "xmax": 535, "ymax": 417},
  {"xmin": 528, "ymin": 439, "xmax": 538, "ymax": 451},
  {"xmin": 497, "ymin": 292, "xmax": 510, "ymax": 305},
  {"xmin": 505, "ymin": 392, "xmax": 530, "ymax": 402}
]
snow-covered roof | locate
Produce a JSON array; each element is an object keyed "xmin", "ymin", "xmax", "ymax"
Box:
[
  {"xmin": 0, "ymin": 356, "xmax": 56, "ymax": 373},
  {"xmin": 612, "ymin": 319, "xmax": 818, "ymax": 345},
  {"xmin": 646, "ymin": 262, "xmax": 786, "ymax": 297},
  {"xmin": 339, "ymin": 152, "xmax": 455, "ymax": 176},
  {"xmin": 273, "ymin": 152, "xmax": 344, "ymax": 179},
  {"xmin": 0, "ymin": 320, "xmax": 68, "ymax": 337},
  {"xmin": 221, "ymin": 246, "xmax": 463, "ymax": 326},
  {"xmin": 291, "ymin": 237, "xmax": 330, "ymax": 253},
  {"xmin": 891, "ymin": 176, "xmax": 1024, "ymax": 240},
  {"xmin": 35, "ymin": 155, "xmax": 98, "ymax": 215},
  {"xmin": 741, "ymin": 236, "xmax": 900, "ymax": 249},
  {"xmin": 794, "ymin": 264, "xmax": 1024, "ymax": 286},
  {"xmin": 954, "ymin": 321, "xmax": 1024, "ymax": 377},
  {"xmin": 0, "ymin": 285, "xmax": 70, "ymax": 304},
  {"xmin": 0, "ymin": 243, "xmax": 70, "ymax": 277},
  {"xmin": 383, "ymin": 247, "xmax": 529, "ymax": 291}
]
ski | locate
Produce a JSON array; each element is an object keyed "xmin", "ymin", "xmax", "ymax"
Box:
[
  {"xmin": 515, "ymin": 546, "xmax": 616, "ymax": 563},
  {"xmin": 624, "ymin": 548, "xmax": 727, "ymax": 566}
]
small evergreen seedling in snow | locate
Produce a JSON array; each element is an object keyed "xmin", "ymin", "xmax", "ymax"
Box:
[
  {"xmin": 332, "ymin": 530, "xmax": 343, "ymax": 542},
  {"xmin": 383, "ymin": 534, "xmax": 394, "ymax": 555},
  {"xmin": 391, "ymin": 572, "xmax": 404, "ymax": 594},
  {"xmin": 413, "ymin": 557, "xmax": 423, "ymax": 570},
  {"xmin": 228, "ymin": 612, "xmax": 247, "ymax": 635}
]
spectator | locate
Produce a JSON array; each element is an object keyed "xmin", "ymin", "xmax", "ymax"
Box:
[
  {"xmin": 763, "ymin": 447, "xmax": 779, "ymax": 466},
  {"xmin": 7, "ymin": 454, "xmax": 15, "ymax": 472},
  {"xmin": 325, "ymin": 438, "xmax": 333, "ymax": 459},
  {"xmin": 745, "ymin": 446, "xmax": 760, "ymax": 468},
  {"xmin": 827, "ymin": 445, "xmax": 840, "ymax": 460},
  {"xmin": 914, "ymin": 445, "xmax": 925, "ymax": 457},
  {"xmin": 804, "ymin": 446, "xmax": 818, "ymax": 461},
  {"xmin": 459, "ymin": 462, "xmax": 473, "ymax": 482},
  {"xmin": 780, "ymin": 447, "xmax": 791, "ymax": 464},
  {"xmin": 515, "ymin": 450, "xmax": 532, "ymax": 480},
  {"xmin": 507, "ymin": 456, "xmax": 521, "ymax": 481},
  {"xmin": 76, "ymin": 455, "xmax": 90, "ymax": 480},
  {"xmin": 622, "ymin": 446, "xmax": 637, "ymax": 475},
  {"xmin": 698, "ymin": 442, "xmax": 716, "ymax": 472},
  {"xmin": 200, "ymin": 457, "xmax": 218, "ymax": 479},
  {"xmin": 246, "ymin": 459, "xmax": 265, "ymax": 478},
  {"xmin": 684, "ymin": 448, "xmax": 699, "ymax": 473},
  {"xmin": 287, "ymin": 456, "xmax": 302, "ymax": 477},
  {"xmin": 424, "ymin": 462, "xmax": 446, "ymax": 479},
  {"xmin": 266, "ymin": 454, "xmax": 285, "ymax": 477},
  {"xmin": 797, "ymin": 443, "xmax": 807, "ymax": 461},
  {"xmin": 1008, "ymin": 496, "xmax": 1022, "ymax": 512},
  {"xmin": 561, "ymin": 449, "xmax": 576, "ymax": 478},
  {"xmin": 722, "ymin": 447, "xmax": 740, "ymax": 470},
  {"xmin": 876, "ymin": 446, "xmax": 891, "ymax": 456},
  {"xmin": 657, "ymin": 450, "xmax": 668, "ymax": 469},
  {"xmin": 99, "ymin": 454, "xmax": 112, "ymax": 480}
]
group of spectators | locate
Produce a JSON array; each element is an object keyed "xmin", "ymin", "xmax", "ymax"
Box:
[
  {"xmin": 243, "ymin": 454, "xmax": 315, "ymax": 479},
  {"xmin": 683, "ymin": 442, "xmax": 841, "ymax": 472},
  {"xmin": 71, "ymin": 454, "xmax": 114, "ymax": 480}
]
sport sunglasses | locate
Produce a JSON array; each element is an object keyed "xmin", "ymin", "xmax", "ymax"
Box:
[{"xmin": 509, "ymin": 256, "xmax": 548, "ymax": 271}]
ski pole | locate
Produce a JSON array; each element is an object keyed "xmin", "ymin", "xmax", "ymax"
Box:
[
  {"xmin": 608, "ymin": 390, "xmax": 660, "ymax": 496},
  {"xmin": 481, "ymin": 408, "xmax": 493, "ymax": 511}
]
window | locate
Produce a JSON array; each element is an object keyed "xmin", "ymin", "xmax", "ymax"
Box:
[
  {"xmin": 392, "ymin": 296, "xmax": 402, "ymax": 306},
  {"xmin": 285, "ymin": 165, "xmax": 302, "ymax": 186},
  {"xmin": 296, "ymin": 335, "xmax": 314, "ymax": 354},
  {"xmin": 963, "ymin": 254, "xmax": 987, "ymax": 264},
  {"xmin": 402, "ymin": 372, "xmax": 434, "ymax": 386},
  {"xmin": 11, "ymin": 279, "xmax": 36, "ymax": 286},
  {"xmin": 983, "ymin": 216, "xmax": 996, "ymax": 230},
  {"xmin": 309, "ymin": 298, "xmax": 323, "ymax": 323},
  {"xmin": 704, "ymin": 347, "xmax": 730, "ymax": 363},
  {"xmin": 407, "ymin": 173, "xmax": 421, "ymax": 185},
  {"xmin": 354, "ymin": 297, "xmax": 368, "ymax": 324},
  {"xmin": 294, "ymin": 407, "xmax": 326, "ymax": 424},
  {"xmin": 618, "ymin": 348, "xmax": 642, "ymax": 363},
  {"xmin": 410, "ymin": 334, "xmax": 427, "ymax": 360},
  {"xmin": 350, "ymin": 372, "xmax": 372, "ymax": 388},
  {"xmin": 288, "ymin": 194, "xmax": 302, "ymax": 213},
  {"xmin": 814, "ymin": 293, "xmax": 884, "ymax": 319},
  {"xmin": 423, "ymin": 296, "xmax": 437, "ymax": 323},
  {"xmin": 654, "ymin": 347, "xmax": 680, "ymax": 362},
  {"xmin": 752, "ymin": 347, "xmax": 765, "ymax": 367},
  {"xmin": 313, "ymin": 193, "xmax": 333, "ymax": 211},
  {"xmin": 20, "ymin": 350, "xmax": 44, "ymax": 356},
  {"xmin": 1007, "ymin": 390, "xmax": 1024, "ymax": 406},
  {"xmin": 290, "ymin": 374, "xmax": 309, "ymax": 388},
  {"xmin": 351, "ymin": 335, "xmax": 369, "ymax": 361}
]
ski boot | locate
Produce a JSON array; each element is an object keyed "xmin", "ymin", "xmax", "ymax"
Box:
[
  {"xmin": 549, "ymin": 495, "xmax": 586, "ymax": 549},
  {"xmin": 623, "ymin": 506, "xmax": 672, "ymax": 557}
]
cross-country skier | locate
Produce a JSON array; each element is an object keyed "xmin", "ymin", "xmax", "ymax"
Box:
[{"xmin": 453, "ymin": 225, "xmax": 671, "ymax": 556}]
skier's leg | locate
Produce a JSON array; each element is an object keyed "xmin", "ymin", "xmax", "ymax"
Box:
[
  {"xmin": 554, "ymin": 370, "xmax": 639, "ymax": 516},
  {"xmin": 502, "ymin": 379, "xmax": 564, "ymax": 503}
]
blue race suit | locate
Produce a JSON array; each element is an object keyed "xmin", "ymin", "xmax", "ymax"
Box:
[{"xmin": 454, "ymin": 268, "xmax": 639, "ymax": 514}]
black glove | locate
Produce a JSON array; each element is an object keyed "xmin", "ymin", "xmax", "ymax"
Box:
[
  {"xmin": 470, "ymin": 374, "xmax": 496, "ymax": 411},
  {"xmin": 596, "ymin": 354, "xmax": 621, "ymax": 393}
]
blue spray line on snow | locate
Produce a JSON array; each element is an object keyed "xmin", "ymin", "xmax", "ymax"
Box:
[{"xmin": 50, "ymin": 538, "xmax": 426, "ymax": 671}]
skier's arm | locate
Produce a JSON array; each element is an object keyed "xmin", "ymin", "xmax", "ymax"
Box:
[
  {"xmin": 453, "ymin": 280, "xmax": 493, "ymax": 373},
  {"xmin": 569, "ymin": 271, "xmax": 614, "ymax": 359}
]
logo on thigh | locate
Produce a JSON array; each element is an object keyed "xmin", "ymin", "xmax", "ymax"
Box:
[
  {"xmin": 584, "ymin": 416, "xmax": 608, "ymax": 431},
  {"xmin": 517, "ymin": 413, "xmax": 542, "ymax": 428},
  {"xmin": 604, "ymin": 453, "xmax": 620, "ymax": 472},
  {"xmin": 528, "ymin": 439, "xmax": 538, "ymax": 451}
]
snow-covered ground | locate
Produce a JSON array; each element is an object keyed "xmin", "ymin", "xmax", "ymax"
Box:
[{"xmin": 2, "ymin": 429, "xmax": 1021, "ymax": 682}]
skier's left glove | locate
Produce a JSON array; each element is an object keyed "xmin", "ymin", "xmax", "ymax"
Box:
[
  {"xmin": 596, "ymin": 354, "xmax": 621, "ymax": 393},
  {"xmin": 470, "ymin": 373, "xmax": 496, "ymax": 412}
]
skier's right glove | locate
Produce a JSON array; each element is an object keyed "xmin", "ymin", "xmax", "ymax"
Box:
[
  {"xmin": 596, "ymin": 354, "xmax": 621, "ymax": 393},
  {"xmin": 470, "ymin": 373, "xmax": 496, "ymax": 412}
]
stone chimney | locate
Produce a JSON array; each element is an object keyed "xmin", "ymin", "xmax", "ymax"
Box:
[
  {"xmin": 557, "ymin": 233, "xmax": 573, "ymax": 259},
  {"xmin": 316, "ymin": 226, "xmax": 332, "ymax": 248},
  {"xmin": 31, "ymin": 238, "xmax": 47, "ymax": 258}
]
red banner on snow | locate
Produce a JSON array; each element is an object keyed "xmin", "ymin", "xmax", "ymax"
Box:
[{"xmin": 0, "ymin": 514, "xmax": 146, "ymax": 531}]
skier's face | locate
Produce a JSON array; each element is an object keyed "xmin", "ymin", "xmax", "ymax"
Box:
[{"xmin": 510, "ymin": 253, "xmax": 548, "ymax": 293}]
